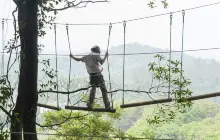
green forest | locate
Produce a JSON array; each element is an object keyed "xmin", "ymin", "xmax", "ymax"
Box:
[
  {"xmin": 31, "ymin": 43, "xmax": 220, "ymax": 139},
  {"xmin": 1, "ymin": 0, "xmax": 220, "ymax": 140},
  {"xmin": 38, "ymin": 100, "xmax": 220, "ymax": 140},
  {"xmin": 1, "ymin": 43, "xmax": 220, "ymax": 139},
  {"xmin": 1, "ymin": 43, "xmax": 220, "ymax": 140}
]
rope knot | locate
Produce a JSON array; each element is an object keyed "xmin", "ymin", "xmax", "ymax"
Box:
[
  {"xmin": 109, "ymin": 23, "xmax": 112, "ymax": 29},
  {"xmin": 123, "ymin": 20, "xmax": 126, "ymax": 27},
  {"xmin": 182, "ymin": 10, "xmax": 185, "ymax": 16},
  {"xmin": 66, "ymin": 24, "xmax": 69, "ymax": 29},
  {"xmin": 170, "ymin": 12, "xmax": 173, "ymax": 19}
]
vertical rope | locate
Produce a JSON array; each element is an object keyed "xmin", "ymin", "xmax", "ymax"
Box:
[
  {"xmin": 180, "ymin": 10, "xmax": 185, "ymax": 75},
  {"xmin": 66, "ymin": 24, "xmax": 71, "ymax": 105},
  {"xmin": 54, "ymin": 24, "xmax": 59, "ymax": 107},
  {"xmin": 2, "ymin": 19, "xmax": 4, "ymax": 76},
  {"xmin": 168, "ymin": 13, "xmax": 173, "ymax": 99},
  {"xmin": 106, "ymin": 23, "xmax": 113, "ymax": 108},
  {"xmin": 122, "ymin": 21, "xmax": 126, "ymax": 105},
  {"xmin": 180, "ymin": 10, "xmax": 185, "ymax": 92}
]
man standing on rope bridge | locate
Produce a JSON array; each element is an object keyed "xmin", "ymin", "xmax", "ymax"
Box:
[{"xmin": 70, "ymin": 46, "xmax": 111, "ymax": 109}]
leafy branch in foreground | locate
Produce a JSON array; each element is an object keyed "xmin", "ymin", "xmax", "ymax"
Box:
[
  {"xmin": 146, "ymin": 54, "xmax": 193, "ymax": 124},
  {"xmin": 39, "ymin": 106, "xmax": 124, "ymax": 140},
  {"xmin": 38, "ymin": 59, "xmax": 57, "ymax": 95}
]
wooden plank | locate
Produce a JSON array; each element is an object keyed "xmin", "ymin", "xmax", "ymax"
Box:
[
  {"xmin": 65, "ymin": 106, "xmax": 116, "ymax": 113},
  {"xmin": 120, "ymin": 92, "xmax": 220, "ymax": 108},
  {"xmin": 120, "ymin": 98, "xmax": 172, "ymax": 108},
  {"xmin": 37, "ymin": 103, "xmax": 61, "ymax": 111}
]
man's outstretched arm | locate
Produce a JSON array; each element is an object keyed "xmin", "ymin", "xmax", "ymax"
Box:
[{"xmin": 70, "ymin": 54, "xmax": 82, "ymax": 61}]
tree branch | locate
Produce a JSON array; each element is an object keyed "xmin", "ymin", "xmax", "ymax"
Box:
[
  {"xmin": 36, "ymin": 114, "xmax": 89, "ymax": 128},
  {"xmin": 38, "ymin": 86, "xmax": 92, "ymax": 94},
  {"xmin": 44, "ymin": 0, "xmax": 109, "ymax": 11},
  {"xmin": 4, "ymin": 45, "xmax": 21, "ymax": 52},
  {"xmin": 38, "ymin": 86, "xmax": 152, "ymax": 95},
  {"xmin": 0, "ymin": 105, "xmax": 12, "ymax": 118}
]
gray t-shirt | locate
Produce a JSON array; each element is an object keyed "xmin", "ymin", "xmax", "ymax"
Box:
[{"xmin": 80, "ymin": 52, "xmax": 105, "ymax": 74}]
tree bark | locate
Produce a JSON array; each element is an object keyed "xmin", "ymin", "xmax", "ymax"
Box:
[
  {"xmin": 11, "ymin": 0, "xmax": 39, "ymax": 140},
  {"xmin": 10, "ymin": 92, "xmax": 23, "ymax": 140}
]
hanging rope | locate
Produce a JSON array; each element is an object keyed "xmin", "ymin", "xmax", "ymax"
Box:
[
  {"xmin": 106, "ymin": 23, "xmax": 113, "ymax": 108},
  {"xmin": 1, "ymin": 19, "xmax": 4, "ymax": 76},
  {"xmin": 54, "ymin": 24, "xmax": 59, "ymax": 107},
  {"xmin": 168, "ymin": 13, "xmax": 173, "ymax": 99},
  {"xmin": 180, "ymin": 10, "xmax": 185, "ymax": 94},
  {"xmin": 180, "ymin": 10, "xmax": 185, "ymax": 76},
  {"xmin": 66, "ymin": 24, "xmax": 72, "ymax": 105},
  {"xmin": 122, "ymin": 21, "xmax": 126, "ymax": 105}
]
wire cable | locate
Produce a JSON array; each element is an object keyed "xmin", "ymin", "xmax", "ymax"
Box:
[
  {"xmin": 168, "ymin": 13, "xmax": 173, "ymax": 99},
  {"xmin": 66, "ymin": 24, "xmax": 72, "ymax": 105},
  {"xmin": 54, "ymin": 24, "xmax": 59, "ymax": 107},
  {"xmin": 122, "ymin": 21, "xmax": 126, "ymax": 105},
  {"xmin": 4, "ymin": 0, "xmax": 12, "ymax": 40},
  {"xmin": 106, "ymin": 23, "xmax": 113, "ymax": 108},
  {"xmin": 180, "ymin": 10, "xmax": 185, "ymax": 76},
  {"xmin": 1, "ymin": 1, "xmax": 220, "ymax": 26},
  {"xmin": 179, "ymin": 10, "xmax": 185, "ymax": 98},
  {"xmin": 1, "ymin": 19, "xmax": 4, "ymax": 76},
  {"xmin": 5, "ymin": 131, "xmax": 164, "ymax": 139},
  {"xmin": 1, "ymin": 47, "xmax": 220, "ymax": 56}
]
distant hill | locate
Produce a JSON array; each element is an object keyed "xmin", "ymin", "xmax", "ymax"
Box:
[
  {"xmin": 1, "ymin": 42, "xmax": 220, "ymax": 133},
  {"xmin": 1, "ymin": 42, "xmax": 220, "ymax": 103}
]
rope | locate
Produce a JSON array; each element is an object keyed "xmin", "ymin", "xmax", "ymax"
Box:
[
  {"xmin": 180, "ymin": 10, "xmax": 185, "ymax": 95},
  {"xmin": 106, "ymin": 23, "xmax": 113, "ymax": 108},
  {"xmin": 180, "ymin": 10, "xmax": 185, "ymax": 76},
  {"xmin": 66, "ymin": 24, "xmax": 72, "ymax": 105},
  {"xmin": 4, "ymin": 131, "xmax": 163, "ymax": 139},
  {"xmin": 113, "ymin": 1, "xmax": 220, "ymax": 24},
  {"xmin": 1, "ymin": 19, "xmax": 4, "ymax": 76},
  {"xmin": 122, "ymin": 21, "xmax": 126, "ymax": 105},
  {"xmin": 1, "ymin": 1, "xmax": 220, "ymax": 26},
  {"xmin": 1, "ymin": 47, "xmax": 220, "ymax": 56},
  {"xmin": 168, "ymin": 13, "xmax": 173, "ymax": 99},
  {"xmin": 54, "ymin": 24, "xmax": 59, "ymax": 107}
]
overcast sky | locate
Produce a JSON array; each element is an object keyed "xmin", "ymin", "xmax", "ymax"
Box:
[{"xmin": 1, "ymin": 0, "xmax": 220, "ymax": 60}]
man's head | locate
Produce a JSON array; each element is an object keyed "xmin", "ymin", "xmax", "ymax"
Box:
[{"xmin": 91, "ymin": 46, "xmax": 101, "ymax": 54}]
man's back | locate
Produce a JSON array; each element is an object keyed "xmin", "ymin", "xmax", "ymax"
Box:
[{"xmin": 81, "ymin": 52, "xmax": 103, "ymax": 74}]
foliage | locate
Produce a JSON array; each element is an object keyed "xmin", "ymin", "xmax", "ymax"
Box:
[
  {"xmin": 0, "ymin": 131, "xmax": 9, "ymax": 140},
  {"xmin": 148, "ymin": 0, "xmax": 168, "ymax": 8},
  {"xmin": 39, "ymin": 59, "xmax": 57, "ymax": 93},
  {"xmin": 0, "ymin": 75, "xmax": 14, "ymax": 139},
  {"xmin": 154, "ymin": 101, "xmax": 220, "ymax": 140},
  {"xmin": 0, "ymin": 76, "xmax": 12, "ymax": 107},
  {"xmin": 39, "ymin": 108, "xmax": 125, "ymax": 140},
  {"xmin": 127, "ymin": 100, "xmax": 220, "ymax": 140},
  {"xmin": 146, "ymin": 54, "xmax": 193, "ymax": 124},
  {"xmin": 114, "ymin": 107, "xmax": 144, "ymax": 131},
  {"xmin": 7, "ymin": 0, "xmax": 220, "ymax": 139}
]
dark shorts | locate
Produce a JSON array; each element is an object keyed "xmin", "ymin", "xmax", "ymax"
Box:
[{"xmin": 89, "ymin": 73, "xmax": 105, "ymax": 87}]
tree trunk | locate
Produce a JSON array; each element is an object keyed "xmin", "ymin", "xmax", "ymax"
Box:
[
  {"xmin": 11, "ymin": 0, "xmax": 39, "ymax": 140},
  {"xmin": 10, "ymin": 94, "xmax": 23, "ymax": 140}
]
